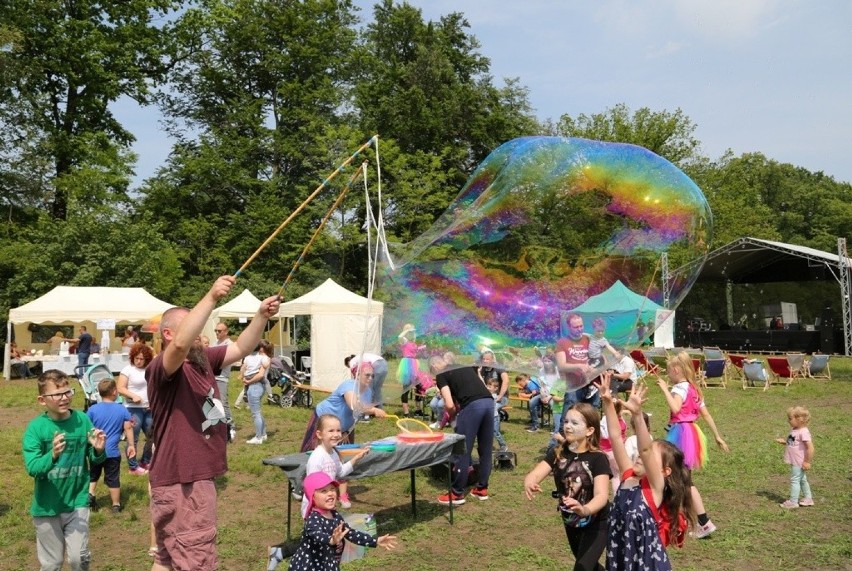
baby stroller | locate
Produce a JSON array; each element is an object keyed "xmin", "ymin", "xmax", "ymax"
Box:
[
  {"xmin": 271, "ymin": 357, "xmax": 309, "ymax": 408},
  {"xmin": 73, "ymin": 363, "xmax": 114, "ymax": 412}
]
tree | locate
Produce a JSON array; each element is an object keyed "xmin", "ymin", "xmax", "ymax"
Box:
[
  {"xmin": 0, "ymin": 0, "xmax": 182, "ymax": 220},
  {"xmin": 354, "ymin": 0, "xmax": 540, "ymax": 242},
  {"xmin": 555, "ymin": 103, "xmax": 702, "ymax": 169},
  {"xmin": 140, "ymin": 0, "xmax": 362, "ymax": 293}
]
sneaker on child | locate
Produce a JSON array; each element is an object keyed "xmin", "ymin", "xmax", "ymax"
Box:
[
  {"xmin": 693, "ymin": 520, "xmax": 717, "ymax": 538},
  {"xmin": 246, "ymin": 436, "xmax": 264, "ymax": 445},
  {"xmin": 798, "ymin": 498, "xmax": 814, "ymax": 507},
  {"xmin": 779, "ymin": 499, "xmax": 800, "ymax": 509},
  {"xmin": 470, "ymin": 487, "xmax": 489, "ymax": 500},
  {"xmin": 339, "ymin": 494, "xmax": 352, "ymax": 509},
  {"xmin": 128, "ymin": 467, "xmax": 148, "ymax": 476}
]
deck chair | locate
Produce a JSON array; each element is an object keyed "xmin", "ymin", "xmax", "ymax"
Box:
[
  {"xmin": 701, "ymin": 358, "xmax": 727, "ymax": 389},
  {"xmin": 806, "ymin": 354, "xmax": 831, "ymax": 380},
  {"xmin": 726, "ymin": 354, "xmax": 748, "ymax": 380},
  {"xmin": 630, "ymin": 349, "xmax": 658, "ymax": 375},
  {"xmin": 785, "ymin": 353, "xmax": 807, "ymax": 379},
  {"xmin": 767, "ymin": 355, "xmax": 805, "ymax": 387},
  {"xmin": 742, "ymin": 359, "xmax": 770, "ymax": 391},
  {"xmin": 702, "ymin": 346, "xmax": 725, "ymax": 361},
  {"xmin": 643, "ymin": 347, "xmax": 668, "ymax": 375}
]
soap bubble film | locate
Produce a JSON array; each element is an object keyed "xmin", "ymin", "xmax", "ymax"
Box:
[{"xmin": 379, "ymin": 137, "xmax": 711, "ymax": 390}]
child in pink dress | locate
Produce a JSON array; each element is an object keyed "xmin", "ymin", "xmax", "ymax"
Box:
[
  {"xmin": 775, "ymin": 406, "xmax": 815, "ymax": 508},
  {"xmin": 397, "ymin": 324, "xmax": 424, "ymax": 417}
]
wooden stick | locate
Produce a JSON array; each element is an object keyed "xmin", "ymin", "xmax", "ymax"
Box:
[
  {"xmin": 277, "ymin": 163, "xmax": 366, "ymax": 296},
  {"xmin": 234, "ymin": 135, "xmax": 378, "ymax": 276}
]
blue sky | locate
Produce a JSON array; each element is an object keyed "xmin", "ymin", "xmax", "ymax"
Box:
[{"xmin": 114, "ymin": 0, "xmax": 852, "ymax": 185}]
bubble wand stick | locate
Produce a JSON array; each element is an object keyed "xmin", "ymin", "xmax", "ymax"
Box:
[
  {"xmin": 233, "ymin": 135, "xmax": 378, "ymax": 277},
  {"xmin": 276, "ymin": 163, "xmax": 366, "ymax": 297}
]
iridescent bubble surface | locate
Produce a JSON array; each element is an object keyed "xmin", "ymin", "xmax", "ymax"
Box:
[{"xmin": 378, "ymin": 136, "xmax": 711, "ymax": 389}]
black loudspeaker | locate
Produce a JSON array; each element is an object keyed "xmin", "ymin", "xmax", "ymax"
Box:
[{"xmin": 820, "ymin": 306, "xmax": 835, "ymax": 354}]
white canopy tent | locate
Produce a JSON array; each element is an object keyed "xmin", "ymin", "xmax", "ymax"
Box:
[
  {"xmin": 206, "ymin": 288, "xmax": 292, "ymax": 350},
  {"xmin": 4, "ymin": 286, "xmax": 174, "ymax": 379},
  {"xmin": 277, "ymin": 278, "xmax": 384, "ymax": 391}
]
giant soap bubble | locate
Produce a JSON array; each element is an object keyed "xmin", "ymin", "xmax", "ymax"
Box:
[{"xmin": 378, "ymin": 136, "xmax": 711, "ymax": 391}]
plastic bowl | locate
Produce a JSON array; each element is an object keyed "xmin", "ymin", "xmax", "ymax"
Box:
[{"xmin": 396, "ymin": 431, "xmax": 444, "ymax": 444}]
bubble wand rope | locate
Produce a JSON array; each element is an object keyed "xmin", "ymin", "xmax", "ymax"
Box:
[
  {"xmin": 276, "ymin": 163, "xmax": 366, "ymax": 297},
  {"xmin": 233, "ymin": 135, "xmax": 378, "ymax": 277}
]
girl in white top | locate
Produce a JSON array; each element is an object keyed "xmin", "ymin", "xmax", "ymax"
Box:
[{"xmin": 301, "ymin": 414, "xmax": 368, "ymax": 516}]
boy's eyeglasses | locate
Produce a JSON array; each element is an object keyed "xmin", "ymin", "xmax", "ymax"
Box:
[{"xmin": 43, "ymin": 388, "xmax": 75, "ymax": 400}]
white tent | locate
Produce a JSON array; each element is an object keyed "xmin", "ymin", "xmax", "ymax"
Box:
[
  {"xmin": 4, "ymin": 286, "xmax": 174, "ymax": 379},
  {"xmin": 277, "ymin": 279, "xmax": 384, "ymax": 391},
  {"xmin": 206, "ymin": 289, "xmax": 292, "ymax": 350}
]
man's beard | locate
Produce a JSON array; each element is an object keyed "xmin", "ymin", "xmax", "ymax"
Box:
[{"xmin": 187, "ymin": 344, "xmax": 210, "ymax": 371}]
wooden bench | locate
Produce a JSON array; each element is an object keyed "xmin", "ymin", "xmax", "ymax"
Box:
[{"xmin": 506, "ymin": 393, "xmax": 552, "ymax": 427}]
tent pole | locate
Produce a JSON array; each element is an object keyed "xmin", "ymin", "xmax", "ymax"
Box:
[{"xmin": 4, "ymin": 321, "xmax": 11, "ymax": 380}]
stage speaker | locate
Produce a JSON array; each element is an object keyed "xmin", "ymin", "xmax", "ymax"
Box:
[{"xmin": 820, "ymin": 306, "xmax": 835, "ymax": 353}]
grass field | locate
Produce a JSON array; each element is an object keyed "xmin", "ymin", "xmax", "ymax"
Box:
[{"xmin": 0, "ymin": 359, "xmax": 850, "ymax": 571}]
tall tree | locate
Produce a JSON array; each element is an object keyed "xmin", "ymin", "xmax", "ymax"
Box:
[
  {"xmin": 140, "ymin": 0, "xmax": 361, "ymax": 293},
  {"xmin": 354, "ymin": 0, "xmax": 540, "ymax": 243},
  {"xmin": 0, "ymin": 0, "xmax": 181, "ymax": 220},
  {"xmin": 555, "ymin": 103, "xmax": 702, "ymax": 169}
]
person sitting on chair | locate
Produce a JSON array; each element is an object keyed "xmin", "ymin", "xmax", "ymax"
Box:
[
  {"xmin": 10, "ymin": 342, "xmax": 33, "ymax": 378},
  {"xmin": 608, "ymin": 351, "xmax": 639, "ymax": 397}
]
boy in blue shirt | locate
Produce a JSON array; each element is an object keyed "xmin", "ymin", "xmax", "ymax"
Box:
[
  {"xmin": 516, "ymin": 373, "xmax": 542, "ymax": 432},
  {"xmin": 86, "ymin": 378, "xmax": 134, "ymax": 513},
  {"xmin": 22, "ymin": 370, "xmax": 106, "ymax": 570}
]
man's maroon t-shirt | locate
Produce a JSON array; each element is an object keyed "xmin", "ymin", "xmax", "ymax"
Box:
[{"xmin": 147, "ymin": 345, "xmax": 229, "ymax": 487}]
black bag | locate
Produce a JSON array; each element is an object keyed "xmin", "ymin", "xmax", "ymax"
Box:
[{"xmin": 494, "ymin": 450, "xmax": 517, "ymax": 471}]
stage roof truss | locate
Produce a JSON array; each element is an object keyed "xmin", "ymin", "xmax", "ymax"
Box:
[{"xmin": 672, "ymin": 237, "xmax": 851, "ymax": 285}]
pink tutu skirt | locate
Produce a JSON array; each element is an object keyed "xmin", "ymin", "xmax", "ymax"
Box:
[
  {"xmin": 397, "ymin": 357, "xmax": 419, "ymax": 388},
  {"xmin": 665, "ymin": 422, "xmax": 708, "ymax": 470}
]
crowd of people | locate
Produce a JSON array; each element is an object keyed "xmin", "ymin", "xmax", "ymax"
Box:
[{"xmin": 18, "ymin": 296, "xmax": 819, "ymax": 571}]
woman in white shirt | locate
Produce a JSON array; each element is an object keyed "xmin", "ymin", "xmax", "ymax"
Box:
[
  {"xmin": 242, "ymin": 340, "xmax": 272, "ymax": 444},
  {"xmin": 116, "ymin": 344, "xmax": 155, "ymax": 475}
]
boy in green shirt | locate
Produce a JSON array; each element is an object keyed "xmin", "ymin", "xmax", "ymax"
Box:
[{"xmin": 22, "ymin": 369, "xmax": 106, "ymax": 571}]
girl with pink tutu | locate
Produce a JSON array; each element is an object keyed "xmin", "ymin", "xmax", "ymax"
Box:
[
  {"xmin": 656, "ymin": 351, "xmax": 729, "ymax": 539},
  {"xmin": 397, "ymin": 324, "xmax": 424, "ymax": 417}
]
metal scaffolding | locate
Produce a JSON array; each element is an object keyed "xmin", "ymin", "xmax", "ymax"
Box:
[{"xmin": 838, "ymin": 238, "xmax": 852, "ymax": 356}]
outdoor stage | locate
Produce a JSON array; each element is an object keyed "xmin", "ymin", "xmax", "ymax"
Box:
[{"xmin": 678, "ymin": 329, "xmax": 825, "ymax": 353}]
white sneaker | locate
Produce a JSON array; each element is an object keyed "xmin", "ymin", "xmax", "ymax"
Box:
[
  {"xmin": 429, "ymin": 421, "xmax": 441, "ymax": 430},
  {"xmin": 261, "ymin": 433, "xmax": 268, "ymax": 442},
  {"xmin": 693, "ymin": 520, "xmax": 717, "ymax": 539},
  {"xmin": 246, "ymin": 436, "xmax": 263, "ymax": 445}
]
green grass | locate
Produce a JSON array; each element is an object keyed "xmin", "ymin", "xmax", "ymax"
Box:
[{"xmin": 0, "ymin": 358, "xmax": 850, "ymax": 570}]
